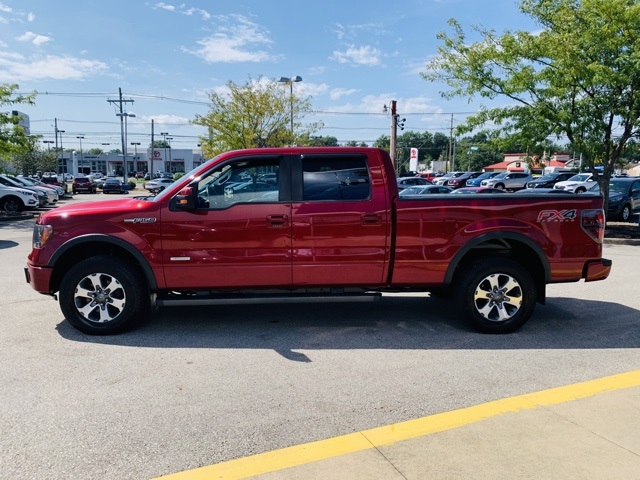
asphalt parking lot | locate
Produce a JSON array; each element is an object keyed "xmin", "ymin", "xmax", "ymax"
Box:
[{"xmin": 1, "ymin": 193, "xmax": 640, "ymax": 479}]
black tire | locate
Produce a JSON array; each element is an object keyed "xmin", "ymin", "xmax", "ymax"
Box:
[
  {"xmin": 621, "ymin": 204, "xmax": 632, "ymax": 222},
  {"xmin": 575, "ymin": 187, "xmax": 586, "ymax": 193},
  {"xmin": 495, "ymin": 183, "xmax": 505, "ymax": 190},
  {"xmin": 454, "ymin": 256, "xmax": 536, "ymax": 334},
  {"xmin": 59, "ymin": 255, "xmax": 151, "ymax": 335},
  {"xmin": 0, "ymin": 196, "xmax": 24, "ymax": 213}
]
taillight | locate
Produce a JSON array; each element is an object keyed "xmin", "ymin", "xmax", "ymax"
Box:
[{"xmin": 581, "ymin": 209, "xmax": 605, "ymax": 243}]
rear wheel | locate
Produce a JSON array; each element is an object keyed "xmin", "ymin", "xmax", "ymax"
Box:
[
  {"xmin": 59, "ymin": 256, "xmax": 150, "ymax": 334},
  {"xmin": 455, "ymin": 256, "xmax": 536, "ymax": 334}
]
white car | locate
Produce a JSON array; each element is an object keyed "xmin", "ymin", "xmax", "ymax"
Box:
[
  {"xmin": 553, "ymin": 173, "xmax": 596, "ymax": 193},
  {"xmin": 0, "ymin": 185, "xmax": 39, "ymax": 212}
]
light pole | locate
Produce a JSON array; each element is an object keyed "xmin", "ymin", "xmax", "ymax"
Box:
[
  {"xmin": 116, "ymin": 112, "xmax": 135, "ymax": 181},
  {"xmin": 43, "ymin": 140, "xmax": 54, "ymax": 152},
  {"xmin": 166, "ymin": 137, "xmax": 173, "ymax": 173},
  {"xmin": 57, "ymin": 130, "xmax": 65, "ymax": 174},
  {"xmin": 278, "ymin": 75, "xmax": 302, "ymax": 140},
  {"xmin": 131, "ymin": 142, "xmax": 141, "ymax": 173},
  {"xmin": 160, "ymin": 132, "xmax": 169, "ymax": 174},
  {"xmin": 76, "ymin": 135, "xmax": 85, "ymax": 174}
]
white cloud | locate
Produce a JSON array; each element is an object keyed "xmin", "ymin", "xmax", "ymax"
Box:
[
  {"xmin": 27, "ymin": 12, "xmax": 35, "ymax": 22},
  {"xmin": 183, "ymin": 15, "xmax": 279, "ymax": 63},
  {"xmin": 0, "ymin": 2, "xmax": 12, "ymax": 13},
  {"xmin": 17, "ymin": 31, "xmax": 52, "ymax": 46},
  {"xmin": 154, "ymin": 3, "xmax": 210, "ymax": 20},
  {"xmin": 0, "ymin": 53, "xmax": 108, "ymax": 81},
  {"xmin": 330, "ymin": 45, "xmax": 383, "ymax": 66},
  {"xmin": 137, "ymin": 114, "xmax": 192, "ymax": 126},
  {"xmin": 330, "ymin": 88, "xmax": 359, "ymax": 100}
]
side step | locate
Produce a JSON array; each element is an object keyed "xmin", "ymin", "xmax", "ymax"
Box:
[{"xmin": 157, "ymin": 292, "xmax": 382, "ymax": 307}]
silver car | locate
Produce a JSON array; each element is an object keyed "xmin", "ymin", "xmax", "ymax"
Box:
[{"xmin": 480, "ymin": 172, "xmax": 533, "ymax": 191}]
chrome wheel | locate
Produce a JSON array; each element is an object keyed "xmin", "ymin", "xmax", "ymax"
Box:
[
  {"xmin": 73, "ymin": 272, "xmax": 126, "ymax": 323},
  {"xmin": 473, "ymin": 273, "xmax": 523, "ymax": 322}
]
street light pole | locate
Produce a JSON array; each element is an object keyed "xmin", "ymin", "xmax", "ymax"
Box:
[
  {"xmin": 131, "ymin": 142, "xmax": 141, "ymax": 173},
  {"xmin": 76, "ymin": 135, "xmax": 85, "ymax": 174},
  {"xmin": 278, "ymin": 75, "xmax": 302, "ymax": 141},
  {"xmin": 58, "ymin": 130, "xmax": 65, "ymax": 174},
  {"xmin": 166, "ymin": 137, "xmax": 173, "ymax": 173},
  {"xmin": 160, "ymin": 132, "xmax": 169, "ymax": 174}
]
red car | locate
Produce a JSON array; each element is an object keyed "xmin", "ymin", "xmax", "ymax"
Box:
[{"xmin": 72, "ymin": 176, "xmax": 97, "ymax": 194}]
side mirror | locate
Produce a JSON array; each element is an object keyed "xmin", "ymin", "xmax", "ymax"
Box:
[{"xmin": 172, "ymin": 186, "xmax": 196, "ymax": 210}]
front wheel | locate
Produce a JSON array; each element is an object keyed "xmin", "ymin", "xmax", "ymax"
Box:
[
  {"xmin": 495, "ymin": 183, "xmax": 505, "ymax": 190},
  {"xmin": 0, "ymin": 196, "xmax": 24, "ymax": 213},
  {"xmin": 620, "ymin": 204, "xmax": 632, "ymax": 222},
  {"xmin": 59, "ymin": 256, "xmax": 150, "ymax": 334},
  {"xmin": 455, "ymin": 256, "xmax": 536, "ymax": 334},
  {"xmin": 575, "ymin": 187, "xmax": 586, "ymax": 194}
]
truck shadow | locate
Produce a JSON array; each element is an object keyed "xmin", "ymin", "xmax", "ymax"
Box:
[{"xmin": 55, "ymin": 295, "xmax": 640, "ymax": 357}]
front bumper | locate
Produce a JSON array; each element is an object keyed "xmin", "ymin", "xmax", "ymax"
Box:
[{"xmin": 24, "ymin": 263, "xmax": 54, "ymax": 294}]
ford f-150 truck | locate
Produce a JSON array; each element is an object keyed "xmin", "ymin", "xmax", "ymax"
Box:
[{"xmin": 25, "ymin": 147, "xmax": 611, "ymax": 335}]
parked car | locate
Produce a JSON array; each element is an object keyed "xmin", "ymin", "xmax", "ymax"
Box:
[
  {"xmin": 144, "ymin": 172, "xmax": 152, "ymax": 181},
  {"xmin": 0, "ymin": 174, "xmax": 58, "ymax": 206},
  {"xmin": 466, "ymin": 171, "xmax": 501, "ymax": 187},
  {"xmin": 415, "ymin": 172, "xmax": 441, "ymax": 182},
  {"xmin": 144, "ymin": 177, "xmax": 174, "ymax": 193},
  {"xmin": 397, "ymin": 177, "xmax": 431, "ymax": 190},
  {"xmin": 480, "ymin": 172, "xmax": 533, "ymax": 191},
  {"xmin": 606, "ymin": 177, "xmax": 640, "ymax": 221},
  {"xmin": 12, "ymin": 175, "xmax": 66, "ymax": 198},
  {"xmin": 0, "ymin": 185, "xmax": 39, "ymax": 212},
  {"xmin": 38, "ymin": 175, "xmax": 69, "ymax": 194},
  {"xmin": 433, "ymin": 172, "xmax": 464, "ymax": 186},
  {"xmin": 135, "ymin": 172, "xmax": 145, "ymax": 179},
  {"xmin": 517, "ymin": 188, "xmax": 574, "ymax": 195},
  {"xmin": 102, "ymin": 178, "xmax": 127, "ymax": 194},
  {"xmin": 526, "ymin": 172, "xmax": 576, "ymax": 189},
  {"xmin": 399, "ymin": 185, "xmax": 452, "ymax": 196},
  {"xmin": 553, "ymin": 173, "xmax": 596, "ymax": 193},
  {"xmin": 72, "ymin": 176, "xmax": 98, "ymax": 194},
  {"xmin": 450, "ymin": 187, "xmax": 507, "ymax": 194},
  {"xmin": 447, "ymin": 172, "xmax": 483, "ymax": 189}
]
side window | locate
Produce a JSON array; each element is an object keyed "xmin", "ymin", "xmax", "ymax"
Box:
[
  {"xmin": 196, "ymin": 158, "xmax": 280, "ymax": 209},
  {"xmin": 301, "ymin": 157, "xmax": 371, "ymax": 201}
]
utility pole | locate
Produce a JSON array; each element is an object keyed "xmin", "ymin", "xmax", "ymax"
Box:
[
  {"xmin": 389, "ymin": 100, "xmax": 397, "ymax": 170},
  {"xmin": 150, "ymin": 119, "xmax": 155, "ymax": 176},
  {"xmin": 448, "ymin": 114, "xmax": 455, "ymax": 172},
  {"xmin": 107, "ymin": 88, "xmax": 134, "ymax": 182}
]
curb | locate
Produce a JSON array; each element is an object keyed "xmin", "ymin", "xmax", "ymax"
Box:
[
  {"xmin": 0, "ymin": 213, "xmax": 35, "ymax": 222},
  {"xmin": 604, "ymin": 237, "xmax": 640, "ymax": 246}
]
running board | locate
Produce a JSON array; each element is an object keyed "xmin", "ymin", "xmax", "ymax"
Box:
[{"xmin": 157, "ymin": 292, "xmax": 382, "ymax": 307}]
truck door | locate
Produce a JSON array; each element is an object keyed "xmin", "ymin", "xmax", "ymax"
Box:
[
  {"xmin": 290, "ymin": 152, "xmax": 390, "ymax": 286},
  {"xmin": 160, "ymin": 154, "xmax": 292, "ymax": 289}
]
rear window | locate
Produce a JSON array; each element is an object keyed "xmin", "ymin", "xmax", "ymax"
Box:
[{"xmin": 302, "ymin": 157, "xmax": 371, "ymax": 201}]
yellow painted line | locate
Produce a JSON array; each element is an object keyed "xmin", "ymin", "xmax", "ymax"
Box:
[{"xmin": 154, "ymin": 369, "xmax": 640, "ymax": 480}]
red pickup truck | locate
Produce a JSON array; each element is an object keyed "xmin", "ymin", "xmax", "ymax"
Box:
[{"xmin": 25, "ymin": 147, "xmax": 611, "ymax": 335}]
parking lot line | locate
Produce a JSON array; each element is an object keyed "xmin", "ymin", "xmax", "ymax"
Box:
[{"xmin": 153, "ymin": 369, "xmax": 640, "ymax": 480}]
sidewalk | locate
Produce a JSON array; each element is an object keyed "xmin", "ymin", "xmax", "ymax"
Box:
[{"xmin": 156, "ymin": 370, "xmax": 640, "ymax": 480}]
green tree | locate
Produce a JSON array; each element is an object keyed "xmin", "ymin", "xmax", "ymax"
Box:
[
  {"xmin": 194, "ymin": 76, "xmax": 321, "ymax": 157},
  {"xmin": 423, "ymin": 0, "xmax": 640, "ymax": 204},
  {"xmin": 1, "ymin": 83, "xmax": 36, "ymax": 158},
  {"xmin": 10, "ymin": 136, "xmax": 58, "ymax": 175}
]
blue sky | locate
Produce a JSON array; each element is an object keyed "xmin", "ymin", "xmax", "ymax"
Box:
[{"xmin": 1, "ymin": 0, "xmax": 537, "ymax": 152}]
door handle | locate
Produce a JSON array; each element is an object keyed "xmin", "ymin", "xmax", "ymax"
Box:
[
  {"xmin": 361, "ymin": 213, "xmax": 382, "ymax": 225},
  {"xmin": 267, "ymin": 214, "xmax": 288, "ymax": 227}
]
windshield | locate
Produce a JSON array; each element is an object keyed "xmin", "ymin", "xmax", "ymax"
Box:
[
  {"xmin": 535, "ymin": 175, "xmax": 555, "ymax": 181},
  {"xmin": 567, "ymin": 174, "xmax": 590, "ymax": 182},
  {"xmin": 609, "ymin": 180, "xmax": 631, "ymax": 194},
  {"xmin": 492, "ymin": 173, "xmax": 507, "ymax": 179},
  {"xmin": 150, "ymin": 156, "xmax": 218, "ymax": 201},
  {"xmin": 477, "ymin": 172, "xmax": 495, "ymax": 179}
]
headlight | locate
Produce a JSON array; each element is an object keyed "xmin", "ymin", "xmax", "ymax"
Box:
[
  {"xmin": 32, "ymin": 224, "xmax": 54, "ymax": 248},
  {"xmin": 609, "ymin": 195, "xmax": 623, "ymax": 204}
]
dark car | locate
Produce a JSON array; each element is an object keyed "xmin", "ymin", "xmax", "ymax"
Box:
[
  {"xmin": 466, "ymin": 172, "xmax": 501, "ymax": 187},
  {"xmin": 447, "ymin": 172, "xmax": 482, "ymax": 189},
  {"xmin": 607, "ymin": 177, "xmax": 640, "ymax": 221},
  {"xmin": 102, "ymin": 178, "xmax": 127, "ymax": 194},
  {"xmin": 526, "ymin": 172, "xmax": 575, "ymax": 189},
  {"xmin": 72, "ymin": 176, "xmax": 97, "ymax": 194}
]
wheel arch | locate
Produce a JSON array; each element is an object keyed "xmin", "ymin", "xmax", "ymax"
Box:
[
  {"xmin": 444, "ymin": 232, "xmax": 550, "ymax": 304},
  {"xmin": 48, "ymin": 235, "xmax": 158, "ymax": 294}
]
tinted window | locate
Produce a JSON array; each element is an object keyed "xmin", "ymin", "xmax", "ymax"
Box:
[{"xmin": 302, "ymin": 157, "xmax": 370, "ymax": 201}]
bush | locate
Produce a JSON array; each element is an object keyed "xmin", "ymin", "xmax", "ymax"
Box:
[{"xmin": 127, "ymin": 181, "xmax": 136, "ymax": 190}]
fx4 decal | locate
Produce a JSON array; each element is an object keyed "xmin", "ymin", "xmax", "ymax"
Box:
[{"xmin": 537, "ymin": 209, "xmax": 578, "ymax": 223}]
